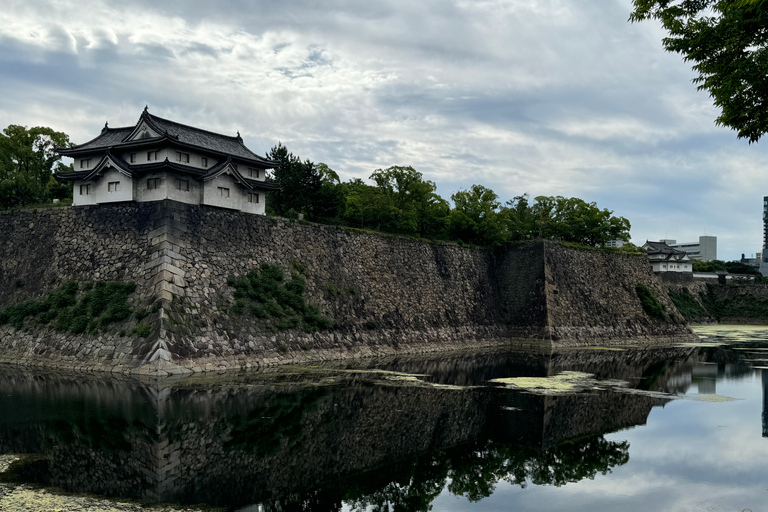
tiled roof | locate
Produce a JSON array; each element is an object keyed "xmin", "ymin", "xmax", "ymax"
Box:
[
  {"xmin": 67, "ymin": 127, "xmax": 134, "ymax": 152},
  {"xmin": 59, "ymin": 109, "xmax": 276, "ymax": 167},
  {"xmin": 644, "ymin": 241, "xmax": 685, "ymax": 255},
  {"xmin": 643, "ymin": 241, "xmax": 690, "ymax": 262}
]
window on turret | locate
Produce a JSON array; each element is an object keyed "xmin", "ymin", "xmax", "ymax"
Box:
[
  {"xmin": 108, "ymin": 181, "xmax": 120, "ymax": 192},
  {"xmin": 80, "ymin": 159, "xmax": 91, "ymax": 169},
  {"xmin": 201, "ymin": 157, "xmax": 208, "ymax": 168},
  {"xmin": 219, "ymin": 187, "xmax": 230, "ymax": 198},
  {"xmin": 248, "ymin": 192, "xmax": 259, "ymax": 204},
  {"xmin": 248, "ymin": 168, "xmax": 260, "ymax": 179},
  {"xmin": 176, "ymin": 152, "xmax": 190, "ymax": 163},
  {"xmin": 129, "ymin": 153, "xmax": 136, "ymax": 163},
  {"xmin": 79, "ymin": 184, "xmax": 91, "ymax": 195},
  {"xmin": 147, "ymin": 178, "xmax": 160, "ymax": 190},
  {"xmin": 176, "ymin": 179, "xmax": 189, "ymax": 191},
  {"xmin": 147, "ymin": 151, "xmax": 158, "ymax": 161}
]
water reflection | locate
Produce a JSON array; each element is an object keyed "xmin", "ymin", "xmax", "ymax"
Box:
[{"xmin": 0, "ymin": 337, "xmax": 765, "ymax": 511}]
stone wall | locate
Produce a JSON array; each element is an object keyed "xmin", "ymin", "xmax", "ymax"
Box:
[
  {"xmin": 660, "ymin": 273, "xmax": 768, "ymax": 324},
  {"xmin": 0, "ymin": 201, "xmax": 696, "ymax": 374}
]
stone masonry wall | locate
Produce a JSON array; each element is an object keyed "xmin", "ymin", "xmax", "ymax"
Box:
[{"xmin": 0, "ymin": 201, "xmax": 696, "ymax": 374}]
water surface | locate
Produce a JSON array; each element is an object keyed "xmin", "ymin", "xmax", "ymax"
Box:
[{"xmin": 1, "ymin": 326, "xmax": 767, "ymax": 511}]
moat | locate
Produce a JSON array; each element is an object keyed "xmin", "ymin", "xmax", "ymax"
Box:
[{"xmin": 1, "ymin": 325, "xmax": 766, "ymax": 511}]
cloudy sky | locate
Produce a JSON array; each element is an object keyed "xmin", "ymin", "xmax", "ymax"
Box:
[{"xmin": 0, "ymin": 0, "xmax": 764, "ymax": 260}]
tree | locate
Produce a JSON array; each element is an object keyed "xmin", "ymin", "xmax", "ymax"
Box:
[
  {"xmin": 448, "ymin": 185, "xmax": 507, "ymax": 246},
  {"xmin": 266, "ymin": 143, "xmax": 324, "ymax": 221},
  {"xmin": 529, "ymin": 196, "xmax": 631, "ymax": 247},
  {"xmin": 630, "ymin": 0, "xmax": 768, "ymax": 142},
  {"xmin": 0, "ymin": 124, "xmax": 72, "ymax": 207},
  {"xmin": 368, "ymin": 166, "xmax": 449, "ymax": 238}
]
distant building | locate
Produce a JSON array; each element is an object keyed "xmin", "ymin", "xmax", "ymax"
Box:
[
  {"xmin": 643, "ymin": 241, "xmax": 693, "ymax": 273},
  {"xmin": 741, "ymin": 253, "xmax": 761, "ymax": 269},
  {"xmin": 56, "ymin": 107, "xmax": 279, "ymax": 214},
  {"xmin": 605, "ymin": 240, "xmax": 625, "ymax": 248},
  {"xmin": 658, "ymin": 236, "xmax": 717, "ymax": 261}
]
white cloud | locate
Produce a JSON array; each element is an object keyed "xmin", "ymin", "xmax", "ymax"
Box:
[{"xmin": 1, "ymin": 0, "xmax": 766, "ymax": 260}]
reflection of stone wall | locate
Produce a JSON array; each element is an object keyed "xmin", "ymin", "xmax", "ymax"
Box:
[
  {"xmin": 0, "ymin": 202, "xmax": 695, "ymax": 374},
  {"xmin": 0, "ymin": 369, "xmax": 492, "ymax": 507},
  {"xmin": 0, "ymin": 343, "xmax": 699, "ymax": 508}
]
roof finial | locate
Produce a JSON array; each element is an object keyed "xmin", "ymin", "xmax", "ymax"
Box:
[
  {"xmin": 102, "ymin": 121, "xmax": 109, "ymax": 133},
  {"xmin": 143, "ymin": 105, "xmax": 149, "ymax": 113},
  {"xmin": 236, "ymin": 130, "xmax": 243, "ymax": 142}
]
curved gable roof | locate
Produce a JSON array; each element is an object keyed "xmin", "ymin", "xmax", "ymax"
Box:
[{"xmin": 58, "ymin": 108, "xmax": 277, "ymax": 167}]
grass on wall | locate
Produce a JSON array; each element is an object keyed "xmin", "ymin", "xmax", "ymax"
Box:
[
  {"xmin": 699, "ymin": 283, "xmax": 768, "ymax": 320},
  {"xmin": 635, "ymin": 283, "xmax": 667, "ymax": 321},
  {"xmin": 228, "ymin": 263, "xmax": 334, "ymax": 333},
  {"xmin": 667, "ymin": 287, "xmax": 708, "ymax": 321},
  {"xmin": 0, "ymin": 281, "xmax": 139, "ymax": 334}
]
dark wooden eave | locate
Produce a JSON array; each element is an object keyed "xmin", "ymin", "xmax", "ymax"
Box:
[
  {"xmin": 56, "ymin": 153, "xmax": 281, "ymax": 191},
  {"xmin": 56, "ymin": 108, "xmax": 278, "ymax": 168}
]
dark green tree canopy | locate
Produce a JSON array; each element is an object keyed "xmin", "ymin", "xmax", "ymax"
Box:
[
  {"xmin": 630, "ymin": 0, "xmax": 768, "ymax": 142},
  {"xmin": 0, "ymin": 124, "xmax": 73, "ymax": 207}
]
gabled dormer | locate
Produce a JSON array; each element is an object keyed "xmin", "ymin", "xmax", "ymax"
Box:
[{"xmin": 123, "ymin": 107, "xmax": 164, "ymax": 142}]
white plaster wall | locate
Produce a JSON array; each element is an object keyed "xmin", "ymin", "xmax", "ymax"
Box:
[
  {"xmin": 134, "ymin": 172, "xmax": 169, "ymax": 203},
  {"xmin": 652, "ymin": 261, "xmax": 692, "ymax": 273},
  {"xmin": 202, "ymin": 174, "xmax": 242, "ymax": 211},
  {"xmin": 166, "ymin": 172, "xmax": 203, "ymax": 205},
  {"xmin": 241, "ymin": 189, "xmax": 265, "ymax": 215},
  {"xmin": 121, "ymin": 148, "xmax": 217, "ymax": 170},
  {"xmin": 76, "ymin": 156, "xmax": 96, "ymax": 171},
  {"xmin": 93, "ymin": 169, "xmax": 134, "ymax": 204},
  {"xmin": 72, "ymin": 179, "xmax": 97, "ymax": 206}
]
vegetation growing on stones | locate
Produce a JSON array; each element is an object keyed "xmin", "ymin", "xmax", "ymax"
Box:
[
  {"xmin": 668, "ymin": 288, "xmax": 707, "ymax": 321},
  {"xmin": 700, "ymin": 283, "xmax": 768, "ymax": 320},
  {"xmin": 0, "ymin": 281, "xmax": 138, "ymax": 334},
  {"xmin": 635, "ymin": 283, "xmax": 667, "ymax": 321},
  {"xmin": 228, "ymin": 263, "xmax": 334, "ymax": 333}
]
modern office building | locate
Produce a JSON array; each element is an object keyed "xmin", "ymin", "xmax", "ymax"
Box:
[{"xmin": 659, "ymin": 236, "xmax": 717, "ymax": 261}]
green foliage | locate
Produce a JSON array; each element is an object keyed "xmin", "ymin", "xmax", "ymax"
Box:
[
  {"xmin": 630, "ymin": 0, "xmax": 768, "ymax": 142},
  {"xmin": 0, "ymin": 281, "xmax": 137, "ymax": 334},
  {"xmin": 692, "ymin": 259, "xmax": 727, "ymax": 272},
  {"xmin": 0, "ymin": 124, "xmax": 73, "ymax": 208},
  {"xmin": 668, "ymin": 287, "xmax": 708, "ymax": 321},
  {"xmin": 132, "ymin": 322, "xmax": 152, "ymax": 337},
  {"xmin": 267, "ymin": 144, "xmax": 345, "ymax": 222},
  {"xmin": 449, "ymin": 185, "xmax": 506, "ymax": 246},
  {"xmin": 635, "ymin": 283, "xmax": 667, "ymax": 321},
  {"xmin": 700, "ymin": 282, "xmax": 768, "ymax": 320},
  {"xmin": 267, "ymin": 143, "xmax": 631, "ymax": 248},
  {"xmin": 228, "ymin": 263, "xmax": 334, "ymax": 333}
]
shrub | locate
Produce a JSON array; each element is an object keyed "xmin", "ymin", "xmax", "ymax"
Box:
[
  {"xmin": 0, "ymin": 280, "xmax": 138, "ymax": 334},
  {"xmin": 132, "ymin": 322, "xmax": 152, "ymax": 338},
  {"xmin": 228, "ymin": 263, "xmax": 333, "ymax": 333}
]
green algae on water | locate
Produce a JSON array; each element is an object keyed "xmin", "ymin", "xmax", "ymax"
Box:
[{"xmin": 489, "ymin": 371, "xmax": 628, "ymax": 395}]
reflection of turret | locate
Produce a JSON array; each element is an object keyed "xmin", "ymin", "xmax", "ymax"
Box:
[{"xmin": 0, "ymin": 344, "xmax": 703, "ymax": 510}]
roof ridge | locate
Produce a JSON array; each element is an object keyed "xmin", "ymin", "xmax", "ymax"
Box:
[{"xmin": 148, "ymin": 113, "xmax": 241, "ymax": 141}]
